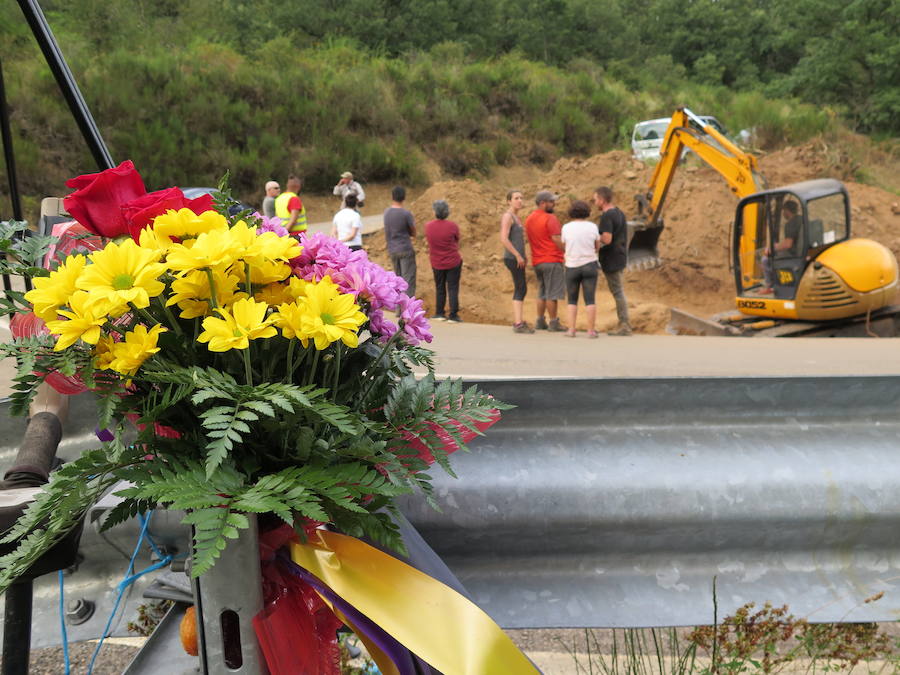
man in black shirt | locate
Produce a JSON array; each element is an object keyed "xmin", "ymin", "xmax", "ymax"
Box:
[{"xmin": 594, "ymin": 186, "xmax": 632, "ymax": 336}]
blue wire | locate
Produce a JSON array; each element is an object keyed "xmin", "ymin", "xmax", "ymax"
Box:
[
  {"xmin": 58, "ymin": 570, "xmax": 71, "ymax": 675},
  {"xmin": 86, "ymin": 510, "xmax": 173, "ymax": 675}
]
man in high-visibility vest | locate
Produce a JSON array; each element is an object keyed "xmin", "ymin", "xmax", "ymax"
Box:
[{"xmin": 274, "ymin": 175, "xmax": 308, "ymax": 234}]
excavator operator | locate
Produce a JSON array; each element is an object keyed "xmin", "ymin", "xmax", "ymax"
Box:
[{"xmin": 762, "ymin": 200, "xmax": 802, "ymax": 291}]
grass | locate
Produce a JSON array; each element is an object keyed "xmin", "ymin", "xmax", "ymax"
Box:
[{"xmin": 563, "ymin": 581, "xmax": 899, "ymax": 674}]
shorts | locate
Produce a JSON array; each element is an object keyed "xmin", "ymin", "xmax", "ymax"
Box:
[{"xmin": 534, "ymin": 262, "xmax": 565, "ymax": 301}]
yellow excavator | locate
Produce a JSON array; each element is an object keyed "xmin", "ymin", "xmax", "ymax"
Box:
[{"xmin": 627, "ymin": 107, "xmax": 899, "ymax": 334}]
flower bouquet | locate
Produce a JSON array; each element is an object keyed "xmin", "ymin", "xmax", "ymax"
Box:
[{"xmin": 0, "ymin": 163, "xmax": 506, "ymax": 604}]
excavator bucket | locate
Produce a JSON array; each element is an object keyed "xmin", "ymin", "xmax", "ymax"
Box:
[{"xmin": 626, "ymin": 218, "xmax": 664, "ymax": 270}]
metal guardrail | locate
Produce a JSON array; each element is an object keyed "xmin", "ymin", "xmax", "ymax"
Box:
[
  {"xmin": 3, "ymin": 375, "xmax": 900, "ymax": 649},
  {"xmin": 399, "ymin": 376, "xmax": 900, "ymax": 628}
]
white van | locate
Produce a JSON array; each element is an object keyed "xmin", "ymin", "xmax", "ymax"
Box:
[{"xmin": 631, "ymin": 116, "xmax": 731, "ymax": 162}]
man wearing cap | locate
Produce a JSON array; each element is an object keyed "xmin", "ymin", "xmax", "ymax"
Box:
[
  {"xmin": 262, "ymin": 180, "xmax": 279, "ymax": 219},
  {"xmin": 333, "ymin": 171, "xmax": 366, "ymax": 209},
  {"xmin": 524, "ymin": 191, "xmax": 566, "ymax": 331},
  {"xmin": 275, "ymin": 175, "xmax": 308, "ymax": 235}
]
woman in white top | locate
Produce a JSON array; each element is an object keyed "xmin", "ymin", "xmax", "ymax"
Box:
[
  {"xmin": 330, "ymin": 193, "xmax": 364, "ymax": 251},
  {"xmin": 560, "ymin": 200, "xmax": 601, "ymax": 338}
]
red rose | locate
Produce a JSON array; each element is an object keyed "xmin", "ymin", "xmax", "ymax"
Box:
[
  {"xmin": 63, "ymin": 160, "xmax": 147, "ymax": 238},
  {"xmin": 122, "ymin": 188, "xmax": 215, "ymax": 241}
]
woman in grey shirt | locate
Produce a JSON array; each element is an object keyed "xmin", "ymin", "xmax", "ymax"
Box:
[{"xmin": 499, "ymin": 189, "xmax": 533, "ymax": 333}]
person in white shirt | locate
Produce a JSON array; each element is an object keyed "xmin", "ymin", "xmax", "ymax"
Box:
[
  {"xmin": 331, "ymin": 193, "xmax": 364, "ymax": 251},
  {"xmin": 560, "ymin": 200, "xmax": 602, "ymax": 338}
]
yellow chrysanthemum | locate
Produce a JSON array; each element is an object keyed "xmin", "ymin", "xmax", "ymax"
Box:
[
  {"xmin": 271, "ymin": 301, "xmax": 308, "ymax": 346},
  {"xmin": 166, "ymin": 269, "xmax": 246, "ymax": 319},
  {"xmin": 246, "ymin": 259, "xmax": 292, "ymax": 285},
  {"xmin": 254, "ymin": 282, "xmax": 294, "ymax": 307},
  {"xmin": 152, "ymin": 208, "xmax": 228, "ymax": 240},
  {"xmin": 229, "ymin": 221, "xmax": 302, "ymax": 263},
  {"xmin": 45, "ymin": 291, "xmax": 108, "ymax": 351},
  {"xmin": 138, "ymin": 226, "xmax": 177, "ymax": 256},
  {"xmin": 76, "ymin": 239, "xmax": 166, "ymax": 313},
  {"xmin": 197, "ymin": 297, "xmax": 277, "ymax": 352},
  {"xmin": 284, "ymin": 277, "xmax": 310, "ymax": 300},
  {"xmin": 108, "ymin": 324, "xmax": 167, "ymax": 379},
  {"xmin": 25, "ymin": 254, "xmax": 87, "ymax": 322},
  {"xmin": 166, "ymin": 228, "xmax": 241, "ymax": 273},
  {"xmin": 93, "ymin": 334, "xmax": 116, "ymax": 370},
  {"xmin": 299, "ymin": 279, "xmax": 367, "ymax": 350}
]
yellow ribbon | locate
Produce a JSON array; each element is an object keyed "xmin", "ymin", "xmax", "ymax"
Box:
[{"xmin": 290, "ymin": 531, "xmax": 539, "ymax": 675}]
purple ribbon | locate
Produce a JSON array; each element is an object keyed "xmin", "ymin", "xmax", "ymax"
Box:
[{"xmin": 277, "ymin": 552, "xmax": 435, "ymax": 675}]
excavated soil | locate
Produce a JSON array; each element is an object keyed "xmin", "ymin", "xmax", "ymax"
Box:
[{"xmin": 358, "ymin": 143, "xmax": 900, "ymax": 333}]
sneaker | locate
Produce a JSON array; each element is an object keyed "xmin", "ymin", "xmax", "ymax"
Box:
[
  {"xmin": 608, "ymin": 325, "xmax": 633, "ymax": 336},
  {"xmin": 547, "ymin": 318, "xmax": 565, "ymax": 332},
  {"xmin": 447, "ymin": 315, "xmax": 463, "ymax": 323},
  {"xmin": 535, "ymin": 316, "xmax": 548, "ymax": 330},
  {"xmin": 513, "ymin": 322, "xmax": 535, "ymax": 334},
  {"xmin": 432, "ymin": 314, "xmax": 447, "ymax": 321},
  {"xmin": 564, "ymin": 330, "xmax": 577, "ymax": 338},
  {"xmin": 587, "ymin": 330, "xmax": 599, "ymax": 339}
]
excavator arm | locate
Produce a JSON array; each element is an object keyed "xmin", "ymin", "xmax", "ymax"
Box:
[
  {"xmin": 639, "ymin": 107, "xmax": 765, "ymax": 224},
  {"xmin": 628, "ymin": 107, "xmax": 766, "ymax": 273}
]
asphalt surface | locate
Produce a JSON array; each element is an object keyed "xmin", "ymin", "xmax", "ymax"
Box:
[{"xmin": 421, "ymin": 320, "xmax": 900, "ymax": 379}]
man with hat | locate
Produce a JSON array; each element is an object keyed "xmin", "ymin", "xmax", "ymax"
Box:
[
  {"xmin": 524, "ymin": 190, "xmax": 566, "ymax": 331},
  {"xmin": 262, "ymin": 180, "xmax": 280, "ymax": 218},
  {"xmin": 333, "ymin": 171, "xmax": 366, "ymax": 209}
]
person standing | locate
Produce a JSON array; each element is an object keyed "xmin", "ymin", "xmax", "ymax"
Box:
[
  {"xmin": 561, "ymin": 200, "xmax": 601, "ymax": 338},
  {"xmin": 333, "ymin": 171, "xmax": 366, "ymax": 209},
  {"xmin": 274, "ymin": 175, "xmax": 308, "ymax": 235},
  {"xmin": 594, "ymin": 186, "xmax": 632, "ymax": 336},
  {"xmin": 383, "ymin": 186, "xmax": 417, "ymax": 296},
  {"xmin": 424, "ymin": 200, "xmax": 462, "ymax": 322},
  {"xmin": 499, "ymin": 189, "xmax": 533, "ymax": 333},
  {"xmin": 262, "ymin": 180, "xmax": 279, "ymax": 218},
  {"xmin": 331, "ymin": 193, "xmax": 364, "ymax": 251},
  {"xmin": 524, "ymin": 190, "xmax": 565, "ymax": 331}
]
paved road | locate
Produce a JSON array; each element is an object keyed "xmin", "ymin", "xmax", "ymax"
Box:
[
  {"xmin": 420, "ymin": 321, "xmax": 900, "ymax": 379},
  {"xmin": 3, "ymin": 319, "xmax": 900, "ymax": 399}
]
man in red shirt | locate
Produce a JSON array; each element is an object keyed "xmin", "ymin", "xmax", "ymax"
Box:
[{"xmin": 524, "ymin": 191, "xmax": 566, "ymax": 331}]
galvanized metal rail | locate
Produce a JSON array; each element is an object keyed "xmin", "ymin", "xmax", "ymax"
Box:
[
  {"xmin": 2, "ymin": 375, "xmax": 900, "ymax": 649},
  {"xmin": 399, "ymin": 376, "xmax": 900, "ymax": 628}
]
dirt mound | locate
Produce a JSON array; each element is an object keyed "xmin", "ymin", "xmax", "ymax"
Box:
[{"xmin": 362, "ymin": 142, "xmax": 900, "ymax": 332}]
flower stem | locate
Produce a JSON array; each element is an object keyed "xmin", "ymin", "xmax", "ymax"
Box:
[
  {"xmin": 133, "ymin": 305, "xmax": 160, "ymax": 328},
  {"xmin": 285, "ymin": 340, "xmax": 295, "ymax": 383},
  {"xmin": 359, "ymin": 332, "xmax": 400, "ymax": 403},
  {"xmin": 304, "ymin": 349, "xmax": 320, "ymax": 387},
  {"xmin": 332, "ymin": 342, "xmax": 342, "ymax": 395},
  {"xmin": 244, "ymin": 262, "xmax": 252, "ymax": 297},
  {"xmin": 243, "ymin": 348, "xmax": 253, "ymax": 386},
  {"xmin": 155, "ymin": 296, "xmax": 183, "ymax": 336},
  {"xmin": 205, "ymin": 268, "xmax": 219, "ymax": 311}
]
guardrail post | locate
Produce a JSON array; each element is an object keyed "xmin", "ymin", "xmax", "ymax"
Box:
[{"xmin": 192, "ymin": 515, "xmax": 265, "ymax": 674}]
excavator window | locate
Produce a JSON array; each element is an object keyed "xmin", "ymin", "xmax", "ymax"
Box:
[{"xmin": 807, "ymin": 193, "xmax": 848, "ymax": 248}]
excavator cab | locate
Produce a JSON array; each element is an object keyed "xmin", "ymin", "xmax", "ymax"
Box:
[
  {"xmin": 733, "ymin": 179, "xmax": 896, "ymax": 320},
  {"xmin": 733, "ymin": 180, "xmax": 850, "ymax": 299}
]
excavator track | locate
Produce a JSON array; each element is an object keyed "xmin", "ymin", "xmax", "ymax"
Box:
[{"xmin": 669, "ymin": 305, "xmax": 900, "ymax": 337}]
